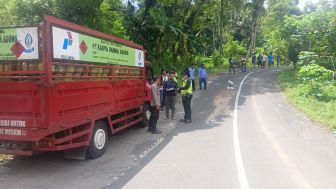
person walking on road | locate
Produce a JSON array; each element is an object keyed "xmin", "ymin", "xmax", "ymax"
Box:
[
  {"xmin": 263, "ymin": 53, "xmax": 267, "ymax": 68},
  {"xmin": 163, "ymin": 73, "xmax": 178, "ymax": 120},
  {"xmin": 257, "ymin": 53, "xmax": 263, "ymax": 68},
  {"xmin": 268, "ymin": 52, "xmax": 274, "ymax": 67},
  {"xmin": 188, "ymin": 64, "xmax": 196, "ymax": 91},
  {"xmin": 148, "ymin": 77, "xmax": 162, "ymax": 134},
  {"xmin": 198, "ymin": 64, "xmax": 207, "ymax": 90},
  {"xmin": 179, "ymin": 70, "xmax": 193, "ymax": 124},
  {"xmin": 229, "ymin": 56, "xmax": 235, "ymax": 74},
  {"xmin": 252, "ymin": 52, "xmax": 256, "ymax": 69},
  {"xmin": 240, "ymin": 55, "xmax": 247, "ymax": 73}
]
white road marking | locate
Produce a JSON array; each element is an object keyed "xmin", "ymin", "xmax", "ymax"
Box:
[
  {"xmin": 233, "ymin": 72, "xmax": 253, "ymax": 189},
  {"xmin": 139, "ymin": 137, "xmax": 164, "ymax": 159}
]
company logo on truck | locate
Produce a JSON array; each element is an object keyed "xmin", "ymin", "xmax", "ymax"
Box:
[
  {"xmin": 137, "ymin": 51, "xmax": 142, "ymax": 66},
  {"xmin": 23, "ymin": 33, "xmax": 35, "ymax": 53},
  {"xmin": 63, "ymin": 31, "xmax": 73, "ymax": 49},
  {"xmin": 136, "ymin": 50, "xmax": 144, "ymax": 67}
]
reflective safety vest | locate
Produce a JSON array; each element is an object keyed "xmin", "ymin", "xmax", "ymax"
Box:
[{"xmin": 181, "ymin": 79, "xmax": 192, "ymax": 95}]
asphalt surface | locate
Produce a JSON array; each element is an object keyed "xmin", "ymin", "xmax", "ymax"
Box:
[{"xmin": 1, "ymin": 68, "xmax": 336, "ymax": 189}]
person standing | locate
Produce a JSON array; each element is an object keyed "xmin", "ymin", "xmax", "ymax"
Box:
[
  {"xmin": 252, "ymin": 52, "xmax": 256, "ymax": 69},
  {"xmin": 263, "ymin": 53, "xmax": 267, "ymax": 68},
  {"xmin": 163, "ymin": 73, "xmax": 178, "ymax": 120},
  {"xmin": 148, "ymin": 77, "xmax": 162, "ymax": 134},
  {"xmin": 268, "ymin": 52, "xmax": 274, "ymax": 67},
  {"xmin": 257, "ymin": 53, "xmax": 263, "ymax": 68},
  {"xmin": 276, "ymin": 55, "xmax": 281, "ymax": 67},
  {"xmin": 240, "ymin": 55, "xmax": 247, "ymax": 73},
  {"xmin": 229, "ymin": 56, "xmax": 235, "ymax": 74},
  {"xmin": 198, "ymin": 64, "xmax": 208, "ymax": 90},
  {"xmin": 160, "ymin": 69, "xmax": 168, "ymax": 109},
  {"xmin": 179, "ymin": 71, "xmax": 193, "ymax": 124},
  {"xmin": 188, "ymin": 64, "xmax": 196, "ymax": 91}
]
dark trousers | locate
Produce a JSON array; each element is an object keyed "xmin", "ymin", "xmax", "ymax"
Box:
[
  {"xmin": 199, "ymin": 78, "xmax": 207, "ymax": 90},
  {"xmin": 191, "ymin": 79, "xmax": 195, "ymax": 91},
  {"xmin": 241, "ymin": 64, "xmax": 246, "ymax": 72},
  {"xmin": 165, "ymin": 96, "xmax": 176, "ymax": 119},
  {"xmin": 160, "ymin": 90, "xmax": 165, "ymax": 107},
  {"xmin": 229, "ymin": 64, "xmax": 235, "ymax": 73},
  {"xmin": 149, "ymin": 106, "xmax": 159, "ymax": 131},
  {"xmin": 182, "ymin": 94, "xmax": 192, "ymax": 121}
]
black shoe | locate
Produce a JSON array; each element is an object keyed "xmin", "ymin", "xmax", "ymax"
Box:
[
  {"xmin": 151, "ymin": 129, "xmax": 162, "ymax": 134},
  {"xmin": 147, "ymin": 129, "xmax": 152, "ymax": 132},
  {"xmin": 180, "ymin": 119, "xmax": 185, "ymax": 122}
]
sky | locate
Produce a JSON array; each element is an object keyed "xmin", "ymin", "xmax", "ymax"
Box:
[{"xmin": 298, "ymin": 0, "xmax": 320, "ymax": 10}]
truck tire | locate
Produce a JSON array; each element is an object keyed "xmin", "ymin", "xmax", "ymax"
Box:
[
  {"xmin": 141, "ymin": 103, "xmax": 151, "ymax": 127},
  {"xmin": 86, "ymin": 121, "xmax": 108, "ymax": 159}
]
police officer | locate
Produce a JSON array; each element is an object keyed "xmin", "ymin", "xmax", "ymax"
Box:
[
  {"xmin": 179, "ymin": 70, "xmax": 193, "ymax": 124},
  {"xmin": 148, "ymin": 77, "xmax": 162, "ymax": 134}
]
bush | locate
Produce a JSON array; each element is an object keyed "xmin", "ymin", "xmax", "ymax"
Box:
[
  {"xmin": 298, "ymin": 64, "xmax": 334, "ymax": 83},
  {"xmin": 212, "ymin": 51, "xmax": 224, "ymax": 67},
  {"xmin": 297, "ymin": 51, "xmax": 318, "ymax": 67},
  {"xmin": 223, "ymin": 35, "xmax": 246, "ymax": 60},
  {"xmin": 298, "ymin": 64, "xmax": 334, "ymax": 100}
]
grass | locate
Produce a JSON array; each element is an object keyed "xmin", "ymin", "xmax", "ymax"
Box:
[
  {"xmin": 278, "ymin": 69, "xmax": 336, "ymax": 131},
  {"xmin": 207, "ymin": 64, "xmax": 229, "ymax": 75}
]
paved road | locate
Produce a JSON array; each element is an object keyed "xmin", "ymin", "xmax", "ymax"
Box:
[{"xmin": 1, "ymin": 68, "xmax": 336, "ymax": 189}]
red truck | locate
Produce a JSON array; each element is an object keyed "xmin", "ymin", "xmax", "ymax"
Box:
[{"xmin": 0, "ymin": 15, "xmax": 153, "ymax": 159}]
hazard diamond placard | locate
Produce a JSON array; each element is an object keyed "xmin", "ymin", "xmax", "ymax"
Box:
[{"xmin": 0, "ymin": 27, "xmax": 39, "ymax": 60}]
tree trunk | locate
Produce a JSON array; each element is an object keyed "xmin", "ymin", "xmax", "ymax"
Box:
[{"xmin": 219, "ymin": 0, "xmax": 225, "ymax": 55}]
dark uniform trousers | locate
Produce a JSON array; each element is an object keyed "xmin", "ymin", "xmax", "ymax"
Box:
[
  {"xmin": 182, "ymin": 94, "xmax": 192, "ymax": 121},
  {"xmin": 149, "ymin": 106, "xmax": 160, "ymax": 131}
]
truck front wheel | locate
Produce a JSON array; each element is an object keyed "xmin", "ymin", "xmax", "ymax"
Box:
[{"xmin": 87, "ymin": 121, "xmax": 108, "ymax": 159}]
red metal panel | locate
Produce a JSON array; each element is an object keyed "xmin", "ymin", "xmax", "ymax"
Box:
[
  {"xmin": 112, "ymin": 117, "xmax": 143, "ymax": 134},
  {"xmin": 52, "ymin": 81, "xmax": 111, "ymax": 127},
  {"xmin": 0, "ymin": 127, "xmax": 48, "ymax": 141},
  {"xmin": 0, "ymin": 82, "xmax": 46, "ymax": 128},
  {"xmin": 114, "ymin": 80, "xmax": 144, "ymax": 112}
]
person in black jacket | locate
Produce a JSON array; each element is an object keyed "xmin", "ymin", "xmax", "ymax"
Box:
[{"xmin": 163, "ymin": 73, "xmax": 179, "ymax": 120}]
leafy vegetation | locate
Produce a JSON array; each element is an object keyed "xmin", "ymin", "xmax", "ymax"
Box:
[
  {"xmin": 298, "ymin": 64, "xmax": 333, "ymax": 83},
  {"xmin": 0, "ymin": 0, "xmax": 334, "ymax": 73},
  {"xmin": 279, "ymin": 70, "xmax": 336, "ymax": 131},
  {"xmin": 0, "ymin": 0, "xmax": 268, "ymax": 74}
]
